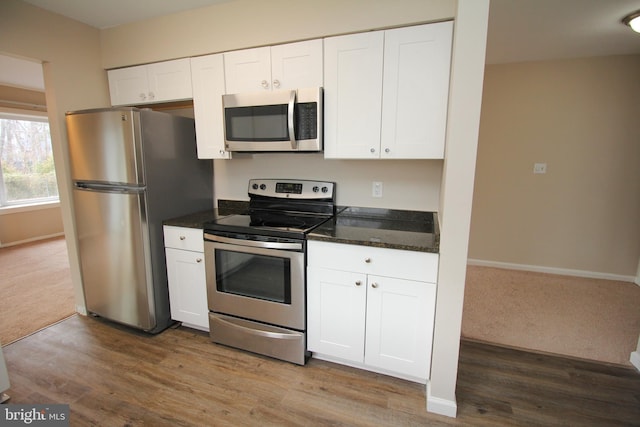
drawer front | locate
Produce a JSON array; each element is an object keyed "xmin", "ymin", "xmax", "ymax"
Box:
[
  {"xmin": 163, "ymin": 226, "xmax": 203, "ymax": 252},
  {"xmin": 308, "ymin": 240, "xmax": 438, "ymax": 283}
]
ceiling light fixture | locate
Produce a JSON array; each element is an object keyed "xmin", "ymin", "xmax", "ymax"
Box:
[{"xmin": 622, "ymin": 10, "xmax": 640, "ymax": 33}]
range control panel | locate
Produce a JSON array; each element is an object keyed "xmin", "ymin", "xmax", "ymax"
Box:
[{"xmin": 248, "ymin": 179, "xmax": 335, "ymax": 200}]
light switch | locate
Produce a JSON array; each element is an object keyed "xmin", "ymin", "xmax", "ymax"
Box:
[{"xmin": 533, "ymin": 163, "xmax": 547, "ymax": 174}]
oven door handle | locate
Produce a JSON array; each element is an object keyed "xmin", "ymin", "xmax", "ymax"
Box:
[
  {"xmin": 204, "ymin": 233, "xmax": 303, "ymax": 251},
  {"xmin": 215, "ymin": 315, "xmax": 301, "ymax": 340}
]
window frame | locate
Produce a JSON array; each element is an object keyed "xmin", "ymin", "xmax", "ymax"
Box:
[{"xmin": 0, "ymin": 108, "xmax": 59, "ymax": 208}]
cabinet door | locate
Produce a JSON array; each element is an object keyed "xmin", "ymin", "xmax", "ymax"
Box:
[
  {"xmin": 271, "ymin": 39, "xmax": 323, "ymax": 90},
  {"xmin": 224, "ymin": 47, "xmax": 271, "ymax": 93},
  {"xmin": 146, "ymin": 58, "xmax": 192, "ymax": 103},
  {"xmin": 364, "ymin": 276, "xmax": 435, "ymax": 380},
  {"xmin": 165, "ymin": 247, "xmax": 209, "ymax": 330},
  {"xmin": 108, "ymin": 65, "xmax": 150, "ymax": 106},
  {"xmin": 190, "ymin": 54, "xmax": 231, "ymax": 159},
  {"xmin": 307, "ymin": 266, "xmax": 367, "ymax": 363},
  {"xmin": 323, "ymin": 31, "xmax": 384, "ymax": 159},
  {"xmin": 380, "ymin": 22, "xmax": 452, "ymax": 159}
]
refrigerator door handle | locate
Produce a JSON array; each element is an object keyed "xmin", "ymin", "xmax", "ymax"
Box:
[{"xmin": 74, "ymin": 182, "xmax": 145, "ymax": 193}]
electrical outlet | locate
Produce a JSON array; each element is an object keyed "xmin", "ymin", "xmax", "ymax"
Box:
[
  {"xmin": 533, "ymin": 163, "xmax": 547, "ymax": 174},
  {"xmin": 372, "ymin": 181, "xmax": 383, "ymax": 198}
]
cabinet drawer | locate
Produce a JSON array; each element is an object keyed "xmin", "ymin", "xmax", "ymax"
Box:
[
  {"xmin": 163, "ymin": 226, "xmax": 203, "ymax": 252},
  {"xmin": 308, "ymin": 241, "xmax": 438, "ymax": 283}
]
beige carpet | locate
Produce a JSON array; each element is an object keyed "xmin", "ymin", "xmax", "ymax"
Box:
[
  {"xmin": 462, "ymin": 265, "xmax": 640, "ymax": 366},
  {"xmin": 0, "ymin": 237, "xmax": 75, "ymax": 346}
]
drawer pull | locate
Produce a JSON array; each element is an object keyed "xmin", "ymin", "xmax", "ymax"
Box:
[
  {"xmin": 371, "ymin": 283, "xmax": 379, "ymax": 289},
  {"xmin": 179, "ymin": 236, "xmax": 186, "ymax": 240},
  {"xmin": 364, "ymin": 258, "xmax": 371, "ymax": 263},
  {"xmin": 355, "ymin": 280, "xmax": 362, "ymax": 286},
  {"xmin": 196, "ymin": 258, "xmax": 202, "ymax": 263}
]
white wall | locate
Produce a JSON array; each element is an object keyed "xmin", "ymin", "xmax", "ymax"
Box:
[
  {"xmin": 0, "ymin": 0, "xmax": 111, "ymax": 314},
  {"xmin": 213, "ymin": 154, "xmax": 443, "ymax": 210},
  {"xmin": 469, "ymin": 55, "xmax": 640, "ymax": 280},
  {"xmin": 100, "ymin": 0, "xmax": 456, "ymax": 213},
  {"xmin": 101, "ymin": 0, "xmax": 454, "ymax": 68},
  {"xmin": 631, "ymin": 335, "xmax": 640, "ymax": 371},
  {"xmin": 428, "ymin": 0, "xmax": 489, "ymax": 416}
]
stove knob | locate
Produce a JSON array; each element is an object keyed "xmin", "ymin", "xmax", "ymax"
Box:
[
  {"xmin": 312, "ymin": 186, "xmax": 319, "ymax": 192},
  {"xmin": 321, "ymin": 186, "xmax": 329, "ymax": 193},
  {"xmin": 252, "ymin": 183, "xmax": 259, "ymax": 190},
  {"xmin": 260, "ymin": 184, "xmax": 266, "ymax": 190}
]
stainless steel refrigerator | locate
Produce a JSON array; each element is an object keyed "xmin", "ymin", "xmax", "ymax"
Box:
[{"xmin": 66, "ymin": 107, "xmax": 213, "ymax": 333}]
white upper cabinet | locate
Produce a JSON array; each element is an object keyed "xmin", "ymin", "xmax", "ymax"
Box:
[
  {"xmin": 190, "ymin": 54, "xmax": 230, "ymax": 159},
  {"xmin": 323, "ymin": 31, "xmax": 385, "ymax": 159},
  {"xmin": 381, "ymin": 23, "xmax": 453, "ymax": 158},
  {"xmin": 324, "ymin": 22, "xmax": 453, "ymax": 159},
  {"xmin": 270, "ymin": 39, "xmax": 323, "ymax": 90},
  {"xmin": 108, "ymin": 58, "xmax": 192, "ymax": 106},
  {"xmin": 224, "ymin": 39, "xmax": 323, "ymax": 94}
]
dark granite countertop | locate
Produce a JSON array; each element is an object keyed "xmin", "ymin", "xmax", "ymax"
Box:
[
  {"xmin": 163, "ymin": 200, "xmax": 248, "ymax": 229},
  {"xmin": 308, "ymin": 207, "xmax": 439, "ymax": 253}
]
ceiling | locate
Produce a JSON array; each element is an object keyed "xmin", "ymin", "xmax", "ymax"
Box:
[{"xmin": 4, "ymin": 0, "xmax": 640, "ymax": 91}]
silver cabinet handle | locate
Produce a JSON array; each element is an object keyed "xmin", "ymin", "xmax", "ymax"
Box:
[
  {"xmin": 261, "ymin": 79, "xmax": 269, "ymax": 89},
  {"xmin": 385, "ymin": 148, "xmax": 390, "ymax": 153},
  {"xmin": 371, "ymin": 283, "xmax": 379, "ymax": 289},
  {"xmin": 364, "ymin": 258, "xmax": 371, "ymax": 263},
  {"xmin": 179, "ymin": 236, "xmax": 186, "ymax": 240},
  {"xmin": 370, "ymin": 148, "xmax": 376, "ymax": 153},
  {"xmin": 139, "ymin": 93, "xmax": 146, "ymax": 101},
  {"xmin": 196, "ymin": 258, "xmax": 202, "ymax": 263},
  {"xmin": 273, "ymin": 79, "xmax": 281, "ymax": 88},
  {"xmin": 355, "ymin": 280, "xmax": 362, "ymax": 286},
  {"xmin": 148, "ymin": 92, "xmax": 155, "ymax": 100}
]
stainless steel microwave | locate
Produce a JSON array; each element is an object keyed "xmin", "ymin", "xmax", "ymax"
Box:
[{"xmin": 222, "ymin": 87, "xmax": 322, "ymax": 152}]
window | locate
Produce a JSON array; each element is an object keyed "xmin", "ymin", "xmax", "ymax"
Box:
[{"xmin": 0, "ymin": 112, "xmax": 58, "ymax": 207}]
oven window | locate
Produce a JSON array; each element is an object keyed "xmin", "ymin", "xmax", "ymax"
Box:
[{"xmin": 215, "ymin": 249, "xmax": 292, "ymax": 304}]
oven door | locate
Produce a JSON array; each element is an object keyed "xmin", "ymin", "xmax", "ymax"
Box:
[{"xmin": 204, "ymin": 233, "xmax": 305, "ymax": 330}]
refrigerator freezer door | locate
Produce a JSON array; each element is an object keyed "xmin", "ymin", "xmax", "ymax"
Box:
[
  {"xmin": 73, "ymin": 186, "xmax": 156, "ymax": 331},
  {"xmin": 66, "ymin": 109, "xmax": 143, "ymax": 185}
]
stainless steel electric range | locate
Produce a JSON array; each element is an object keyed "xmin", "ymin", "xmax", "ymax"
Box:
[{"xmin": 203, "ymin": 179, "xmax": 336, "ymax": 365}]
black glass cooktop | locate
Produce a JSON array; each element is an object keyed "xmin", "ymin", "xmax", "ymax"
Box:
[{"xmin": 204, "ymin": 209, "xmax": 332, "ymax": 239}]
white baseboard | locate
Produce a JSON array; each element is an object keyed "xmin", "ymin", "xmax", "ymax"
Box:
[
  {"xmin": 467, "ymin": 258, "xmax": 636, "ymax": 283},
  {"xmin": 631, "ymin": 351, "xmax": 640, "ymax": 372},
  {"xmin": 426, "ymin": 381, "xmax": 457, "ymax": 418},
  {"xmin": 0, "ymin": 232, "xmax": 64, "ymax": 248}
]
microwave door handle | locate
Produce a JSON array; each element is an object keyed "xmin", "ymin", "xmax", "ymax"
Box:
[{"xmin": 288, "ymin": 90, "xmax": 297, "ymax": 149}]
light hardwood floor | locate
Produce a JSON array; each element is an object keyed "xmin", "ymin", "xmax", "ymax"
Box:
[{"xmin": 3, "ymin": 315, "xmax": 639, "ymax": 426}]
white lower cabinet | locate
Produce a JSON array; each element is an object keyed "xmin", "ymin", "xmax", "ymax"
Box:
[
  {"xmin": 307, "ymin": 240, "xmax": 437, "ymax": 383},
  {"xmin": 163, "ymin": 226, "xmax": 209, "ymax": 331}
]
